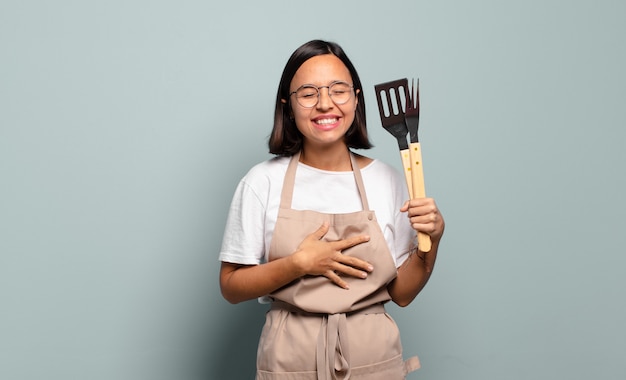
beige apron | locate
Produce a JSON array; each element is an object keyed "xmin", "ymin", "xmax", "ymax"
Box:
[{"xmin": 256, "ymin": 152, "xmax": 420, "ymax": 380}]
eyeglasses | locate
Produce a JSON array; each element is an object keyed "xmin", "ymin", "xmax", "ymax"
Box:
[{"xmin": 289, "ymin": 81, "xmax": 355, "ymax": 108}]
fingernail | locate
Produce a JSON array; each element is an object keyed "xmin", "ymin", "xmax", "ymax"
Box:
[
  {"xmin": 367, "ymin": 264, "xmax": 374, "ymax": 271},
  {"xmin": 360, "ymin": 271, "xmax": 368, "ymax": 278}
]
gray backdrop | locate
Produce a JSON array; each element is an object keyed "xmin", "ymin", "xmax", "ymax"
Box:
[{"xmin": 2, "ymin": 0, "xmax": 625, "ymax": 379}]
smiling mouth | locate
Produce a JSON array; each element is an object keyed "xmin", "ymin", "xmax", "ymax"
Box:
[{"xmin": 314, "ymin": 117, "xmax": 339, "ymax": 125}]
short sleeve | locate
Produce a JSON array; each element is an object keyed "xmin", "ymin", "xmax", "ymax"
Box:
[{"xmin": 219, "ymin": 179, "xmax": 266, "ymax": 265}]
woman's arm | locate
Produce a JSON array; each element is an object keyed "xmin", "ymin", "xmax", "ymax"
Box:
[
  {"xmin": 220, "ymin": 222, "xmax": 374, "ymax": 304},
  {"xmin": 387, "ymin": 197, "xmax": 445, "ymax": 307},
  {"xmin": 220, "ymin": 258, "xmax": 301, "ymax": 304}
]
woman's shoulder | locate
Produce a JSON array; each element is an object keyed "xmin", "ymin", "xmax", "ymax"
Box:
[
  {"xmin": 360, "ymin": 155, "xmax": 406, "ymax": 193},
  {"xmin": 355, "ymin": 153, "xmax": 399, "ymax": 176},
  {"xmin": 241, "ymin": 155, "xmax": 290, "ymax": 185},
  {"xmin": 351, "ymin": 152, "xmax": 374, "ymax": 169}
]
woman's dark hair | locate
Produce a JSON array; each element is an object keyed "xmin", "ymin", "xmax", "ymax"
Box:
[{"xmin": 268, "ymin": 40, "xmax": 372, "ymax": 156}]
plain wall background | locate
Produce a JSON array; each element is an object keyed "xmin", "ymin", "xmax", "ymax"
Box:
[{"xmin": 1, "ymin": 0, "xmax": 625, "ymax": 379}]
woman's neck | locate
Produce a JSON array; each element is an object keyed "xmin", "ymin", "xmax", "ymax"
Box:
[{"xmin": 299, "ymin": 145, "xmax": 352, "ymax": 171}]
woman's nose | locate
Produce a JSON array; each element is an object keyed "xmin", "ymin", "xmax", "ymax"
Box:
[{"xmin": 316, "ymin": 88, "xmax": 333, "ymax": 110}]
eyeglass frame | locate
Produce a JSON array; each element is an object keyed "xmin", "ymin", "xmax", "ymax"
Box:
[{"xmin": 288, "ymin": 81, "xmax": 356, "ymax": 108}]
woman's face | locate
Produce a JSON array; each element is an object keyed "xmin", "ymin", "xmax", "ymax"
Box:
[{"xmin": 289, "ymin": 54, "xmax": 359, "ymax": 150}]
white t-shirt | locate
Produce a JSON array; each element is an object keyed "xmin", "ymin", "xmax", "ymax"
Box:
[{"xmin": 219, "ymin": 155, "xmax": 416, "ymax": 268}]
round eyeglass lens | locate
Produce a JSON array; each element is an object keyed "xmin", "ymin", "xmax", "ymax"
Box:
[
  {"xmin": 294, "ymin": 82, "xmax": 353, "ymax": 108},
  {"xmin": 328, "ymin": 82, "xmax": 353, "ymax": 104}
]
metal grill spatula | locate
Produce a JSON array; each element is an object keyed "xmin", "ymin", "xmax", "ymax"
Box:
[
  {"xmin": 375, "ymin": 78, "xmax": 432, "ymax": 252},
  {"xmin": 374, "ymin": 79, "xmax": 413, "ymax": 198}
]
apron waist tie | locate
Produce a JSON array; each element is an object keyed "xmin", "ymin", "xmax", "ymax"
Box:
[{"xmin": 271, "ymin": 302, "xmax": 386, "ymax": 380}]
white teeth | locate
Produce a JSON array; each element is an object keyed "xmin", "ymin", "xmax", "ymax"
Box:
[{"xmin": 316, "ymin": 118, "xmax": 337, "ymax": 125}]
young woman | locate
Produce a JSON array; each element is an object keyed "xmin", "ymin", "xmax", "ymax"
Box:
[{"xmin": 219, "ymin": 39, "xmax": 445, "ymax": 379}]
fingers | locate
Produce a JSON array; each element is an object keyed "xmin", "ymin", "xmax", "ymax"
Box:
[
  {"xmin": 409, "ymin": 213, "xmax": 439, "ymax": 233},
  {"xmin": 325, "ymin": 236, "xmax": 374, "ymax": 276},
  {"xmin": 333, "ymin": 254, "xmax": 373, "ymax": 275},
  {"xmin": 309, "ymin": 222, "xmax": 330, "ymax": 240},
  {"xmin": 341, "ymin": 254, "xmax": 374, "ymax": 272},
  {"xmin": 296, "ymin": 222, "xmax": 375, "ymax": 288},
  {"xmin": 401, "ymin": 198, "xmax": 431, "ymax": 211},
  {"xmin": 400, "ymin": 200, "xmax": 410, "ymax": 212},
  {"xmin": 404, "ymin": 197, "xmax": 437, "ymax": 214},
  {"xmin": 305, "ymin": 221, "xmax": 371, "ymax": 254},
  {"xmin": 332, "ymin": 233, "xmax": 371, "ymax": 251},
  {"xmin": 329, "ymin": 234, "xmax": 373, "ymax": 273},
  {"xmin": 324, "ymin": 270, "xmax": 350, "ymax": 289},
  {"xmin": 323, "ymin": 257, "xmax": 371, "ymax": 289},
  {"xmin": 299, "ymin": 222, "xmax": 333, "ymax": 248},
  {"xmin": 402, "ymin": 198, "xmax": 444, "ymax": 239}
]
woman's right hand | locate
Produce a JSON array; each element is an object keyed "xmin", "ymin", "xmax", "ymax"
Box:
[{"xmin": 290, "ymin": 222, "xmax": 374, "ymax": 289}]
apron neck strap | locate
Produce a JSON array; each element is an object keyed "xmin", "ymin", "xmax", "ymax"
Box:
[{"xmin": 280, "ymin": 151, "xmax": 370, "ymax": 211}]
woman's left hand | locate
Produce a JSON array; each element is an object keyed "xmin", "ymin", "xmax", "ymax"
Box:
[
  {"xmin": 400, "ymin": 198, "xmax": 445, "ymax": 242},
  {"xmin": 390, "ymin": 198, "xmax": 445, "ymax": 305}
]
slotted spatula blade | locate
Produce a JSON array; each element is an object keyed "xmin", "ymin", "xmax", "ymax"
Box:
[{"xmin": 374, "ymin": 78, "xmax": 413, "ymax": 198}]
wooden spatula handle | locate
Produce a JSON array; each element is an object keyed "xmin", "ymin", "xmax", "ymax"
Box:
[
  {"xmin": 400, "ymin": 149, "xmax": 413, "ymax": 199},
  {"xmin": 409, "ymin": 142, "xmax": 432, "ymax": 252}
]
